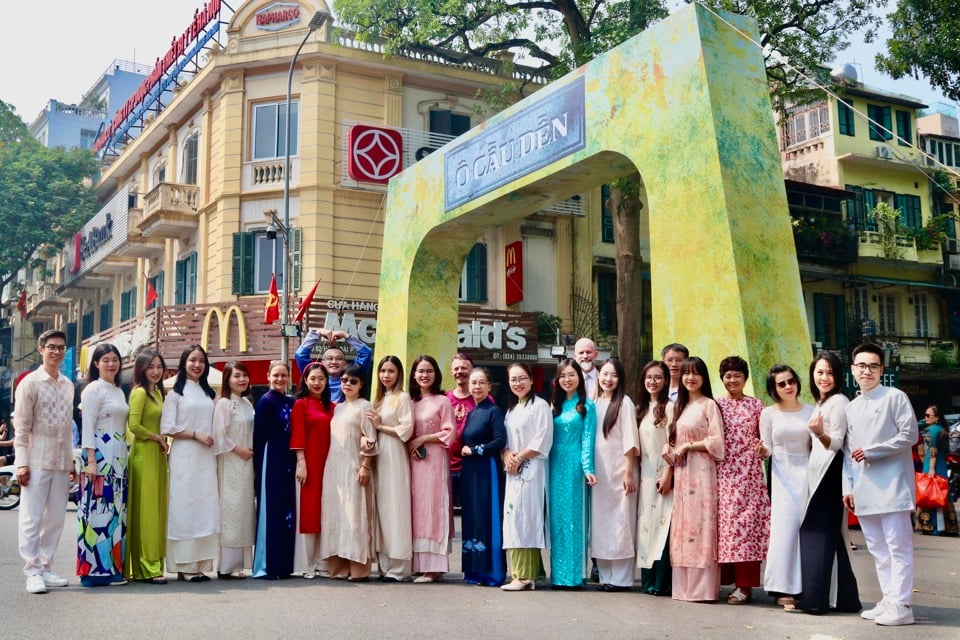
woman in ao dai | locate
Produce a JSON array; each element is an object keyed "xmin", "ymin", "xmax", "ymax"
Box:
[
  {"xmin": 665, "ymin": 357, "xmax": 725, "ymax": 602},
  {"xmin": 367, "ymin": 356, "xmax": 413, "ymax": 581},
  {"xmin": 291, "ymin": 362, "xmax": 333, "ymax": 578},
  {"xmin": 407, "ymin": 355, "xmax": 456, "ymax": 583},
  {"xmin": 77, "ymin": 344, "xmax": 129, "ymax": 586},
  {"xmin": 548, "ymin": 359, "xmax": 596, "ymax": 588},
  {"xmin": 125, "ymin": 350, "xmax": 169, "ymax": 583},
  {"xmin": 161, "ymin": 346, "xmax": 218, "ymax": 581},
  {"xmin": 635, "ymin": 361, "xmax": 674, "ymax": 596},
  {"xmin": 591, "ymin": 358, "xmax": 639, "ymax": 590},
  {"xmin": 212, "ymin": 361, "xmax": 256, "ymax": 578},
  {"xmin": 320, "ymin": 364, "xmax": 378, "ymax": 580},
  {"xmin": 757, "ymin": 365, "xmax": 812, "ymax": 608},
  {"xmin": 715, "ymin": 356, "xmax": 770, "ymax": 605},
  {"xmin": 501, "ymin": 362, "xmax": 552, "ymax": 592},
  {"xmin": 794, "ymin": 352, "xmax": 861, "ymax": 613}
]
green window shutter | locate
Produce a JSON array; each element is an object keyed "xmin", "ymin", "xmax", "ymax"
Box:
[
  {"xmin": 175, "ymin": 259, "xmax": 186, "ymax": 305},
  {"xmin": 601, "ymin": 184, "xmax": 614, "ymax": 243},
  {"xmin": 882, "ymin": 107, "xmax": 893, "ymax": 141},
  {"xmin": 81, "ymin": 312, "xmax": 94, "ymax": 340},
  {"xmin": 99, "ymin": 301, "xmax": 113, "ymax": 331},
  {"xmin": 838, "ymin": 100, "xmax": 855, "ymax": 136},
  {"xmin": 813, "ymin": 293, "xmax": 826, "ymax": 343},
  {"xmin": 465, "ymin": 243, "xmax": 488, "ymax": 302},
  {"xmin": 845, "ymin": 185, "xmax": 864, "ymax": 229},
  {"xmin": 231, "ymin": 232, "xmax": 256, "ymax": 295},
  {"xmin": 186, "ymin": 253, "xmax": 198, "ymax": 304},
  {"xmin": 120, "ymin": 291, "xmax": 130, "ymax": 321},
  {"xmin": 895, "ymin": 110, "xmax": 912, "ymax": 146},
  {"xmin": 863, "ymin": 190, "xmax": 877, "ymax": 231},
  {"xmin": 290, "ymin": 227, "xmax": 302, "ymax": 291},
  {"xmin": 868, "ymin": 105, "xmax": 893, "ymax": 141},
  {"xmin": 834, "ymin": 294, "xmax": 848, "ymax": 349},
  {"xmin": 66, "ymin": 321, "xmax": 77, "ymax": 348}
]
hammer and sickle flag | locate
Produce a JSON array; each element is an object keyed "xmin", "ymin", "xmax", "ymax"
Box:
[{"xmin": 265, "ymin": 274, "xmax": 279, "ymax": 324}]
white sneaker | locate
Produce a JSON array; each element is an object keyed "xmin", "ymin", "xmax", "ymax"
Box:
[
  {"xmin": 875, "ymin": 603, "xmax": 915, "ymax": 626},
  {"xmin": 42, "ymin": 571, "xmax": 68, "ymax": 588},
  {"xmin": 26, "ymin": 575, "xmax": 48, "ymax": 594},
  {"xmin": 861, "ymin": 600, "xmax": 888, "ymax": 620}
]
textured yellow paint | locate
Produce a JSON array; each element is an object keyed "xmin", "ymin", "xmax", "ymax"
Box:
[{"xmin": 377, "ymin": 5, "xmax": 812, "ymax": 384}]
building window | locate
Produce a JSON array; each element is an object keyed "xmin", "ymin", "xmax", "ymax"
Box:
[
  {"xmin": 877, "ymin": 293, "xmax": 897, "ymax": 335},
  {"xmin": 852, "ymin": 287, "xmax": 870, "ymax": 324},
  {"xmin": 914, "ymin": 293, "xmax": 930, "ymax": 337},
  {"xmin": 81, "ymin": 311, "xmax": 94, "ymax": 340},
  {"xmin": 601, "ymin": 184, "xmax": 614, "ymax": 244},
  {"xmin": 894, "ymin": 194, "xmax": 922, "ymax": 230},
  {"xmin": 66, "ymin": 321, "xmax": 77, "ymax": 348},
  {"xmin": 232, "ymin": 230, "xmax": 302, "ymax": 296},
  {"xmin": 253, "ymin": 101, "xmax": 299, "ymax": 160},
  {"xmin": 867, "ymin": 104, "xmax": 892, "ymax": 142},
  {"xmin": 182, "ymin": 133, "xmax": 199, "ymax": 185},
  {"xmin": 99, "ymin": 300, "xmax": 113, "ymax": 332},
  {"xmin": 79, "ymin": 129, "xmax": 97, "ymax": 150},
  {"xmin": 152, "ymin": 163, "xmax": 166, "ymax": 188},
  {"xmin": 813, "ymin": 293, "xmax": 847, "ymax": 350},
  {"xmin": 838, "ymin": 100, "xmax": 855, "ymax": 136},
  {"xmin": 895, "ymin": 110, "xmax": 912, "ymax": 146},
  {"xmin": 120, "ymin": 287, "xmax": 137, "ymax": 322},
  {"xmin": 429, "ymin": 109, "xmax": 471, "ymax": 137},
  {"xmin": 459, "ymin": 243, "xmax": 488, "ymax": 303},
  {"xmin": 175, "ymin": 253, "xmax": 198, "ymax": 305},
  {"xmin": 597, "ymin": 272, "xmax": 617, "ymax": 334}
]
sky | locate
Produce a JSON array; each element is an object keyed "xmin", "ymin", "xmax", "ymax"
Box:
[{"xmin": 0, "ymin": 0, "xmax": 954, "ymax": 125}]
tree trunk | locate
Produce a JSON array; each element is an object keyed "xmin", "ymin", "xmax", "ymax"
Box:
[{"xmin": 607, "ymin": 174, "xmax": 644, "ymax": 394}]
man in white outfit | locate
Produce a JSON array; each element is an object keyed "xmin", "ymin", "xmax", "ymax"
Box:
[
  {"xmin": 843, "ymin": 343, "xmax": 918, "ymax": 626},
  {"xmin": 14, "ymin": 330, "xmax": 76, "ymax": 594},
  {"xmin": 574, "ymin": 338, "xmax": 599, "ymax": 400}
]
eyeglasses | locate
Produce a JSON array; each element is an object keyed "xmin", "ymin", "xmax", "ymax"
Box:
[
  {"xmin": 508, "ymin": 376, "xmax": 530, "ymax": 384},
  {"xmin": 340, "ymin": 377, "xmax": 361, "ymax": 385},
  {"xmin": 644, "ymin": 375, "xmax": 665, "ymax": 382},
  {"xmin": 44, "ymin": 344, "xmax": 67, "ymax": 352},
  {"xmin": 852, "ymin": 362, "xmax": 882, "ymax": 373},
  {"xmin": 776, "ymin": 378, "xmax": 797, "ymax": 389}
]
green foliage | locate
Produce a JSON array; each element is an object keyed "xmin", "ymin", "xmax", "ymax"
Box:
[
  {"xmin": 929, "ymin": 345, "xmax": 955, "ymax": 370},
  {"xmin": 0, "ymin": 100, "xmax": 98, "ymax": 292},
  {"xmin": 911, "ymin": 213, "xmax": 956, "ymax": 250},
  {"xmin": 876, "ymin": 0, "xmax": 960, "ymax": 103},
  {"xmin": 536, "ymin": 311, "xmax": 563, "ymax": 343},
  {"xmin": 872, "ymin": 202, "xmax": 906, "ymax": 259}
]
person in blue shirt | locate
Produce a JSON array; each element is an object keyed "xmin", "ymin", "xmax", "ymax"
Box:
[{"xmin": 295, "ymin": 328, "xmax": 372, "ymax": 402}]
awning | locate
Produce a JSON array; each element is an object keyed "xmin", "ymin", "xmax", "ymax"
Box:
[{"xmin": 848, "ymin": 275, "xmax": 960, "ymax": 291}]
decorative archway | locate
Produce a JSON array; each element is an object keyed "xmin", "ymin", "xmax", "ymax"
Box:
[{"xmin": 376, "ymin": 5, "xmax": 811, "ymax": 379}]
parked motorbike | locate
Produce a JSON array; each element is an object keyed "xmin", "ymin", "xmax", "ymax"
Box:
[{"xmin": 0, "ymin": 449, "xmax": 82, "ymax": 510}]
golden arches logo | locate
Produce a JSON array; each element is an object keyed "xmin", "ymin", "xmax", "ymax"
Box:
[
  {"xmin": 200, "ymin": 305, "xmax": 249, "ymax": 352},
  {"xmin": 506, "ymin": 244, "xmax": 518, "ymax": 267}
]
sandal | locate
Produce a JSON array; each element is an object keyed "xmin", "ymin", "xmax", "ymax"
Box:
[
  {"xmin": 776, "ymin": 596, "xmax": 796, "ymax": 607},
  {"xmin": 727, "ymin": 588, "xmax": 752, "ymax": 605}
]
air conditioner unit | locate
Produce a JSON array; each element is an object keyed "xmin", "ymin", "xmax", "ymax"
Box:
[
  {"xmin": 875, "ymin": 146, "xmax": 893, "ymax": 159},
  {"xmin": 946, "ymin": 238, "xmax": 959, "ymax": 254},
  {"xmin": 949, "ymin": 254, "xmax": 960, "ymax": 272}
]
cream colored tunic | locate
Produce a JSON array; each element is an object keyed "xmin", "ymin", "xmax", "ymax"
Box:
[
  {"xmin": 374, "ymin": 391, "xmax": 414, "ymax": 561},
  {"xmin": 591, "ymin": 395, "xmax": 640, "ymax": 560},
  {"xmin": 636, "ymin": 401, "xmax": 674, "ymax": 569},
  {"xmin": 213, "ymin": 395, "xmax": 255, "ymax": 548}
]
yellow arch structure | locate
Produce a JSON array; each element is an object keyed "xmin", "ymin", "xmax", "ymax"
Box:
[{"xmin": 376, "ymin": 5, "xmax": 811, "ymax": 380}]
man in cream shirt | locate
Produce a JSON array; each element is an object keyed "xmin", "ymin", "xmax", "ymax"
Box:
[
  {"xmin": 14, "ymin": 330, "xmax": 76, "ymax": 594},
  {"xmin": 843, "ymin": 343, "xmax": 918, "ymax": 626}
]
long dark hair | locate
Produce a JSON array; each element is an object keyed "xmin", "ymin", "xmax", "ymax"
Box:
[
  {"xmin": 297, "ymin": 361, "xmax": 332, "ymax": 411},
  {"xmin": 637, "ymin": 360, "xmax": 669, "ymax": 428},
  {"xmin": 809, "ymin": 352, "xmax": 844, "ymax": 404},
  {"xmin": 507, "ymin": 362, "xmax": 534, "ymax": 410},
  {"xmin": 551, "ymin": 358, "xmax": 587, "ymax": 418},
  {"xmin": 132, "ymin": 349, "xmax": 166, "ymax": 402},
  {"xmin": 766, "ymin": 364, "xmax": 801, "ymax": 402},
  {"xmin": 87, "ymin": 343, "xmax": 122, "ymax": 386},
  {"xmin": 374, "ymin": 355, "xmax": 404, "ymax": 407},
  {"xmin": 172, "ymin": 344, "xmax": 216, "ymax": 399},
  {"xmin": 409, "ymin": 355, "xmax": 442, "ymax": 402},
  {"xmin": 671, "ymin": 357, "xmax": 715, "ymax": 445},
  {"xmin": 598, "ymin": 358, "xmax": 626, "ymax": 438},
  {"xmin": 221, "ymin": 361, "xmax": 252, "ymax": 399}
]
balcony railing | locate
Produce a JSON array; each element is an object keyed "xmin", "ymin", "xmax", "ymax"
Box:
[
  {"xmin": 792, "ymin": 232, "xmax": 858, "ymax": 263},
  {"xmin": 857, "ymin": 231, "xmax": 919, "ymax": 262},
  {"xmin": 139, "ymin": 183, "xmax": 200, "ymax": 238}
]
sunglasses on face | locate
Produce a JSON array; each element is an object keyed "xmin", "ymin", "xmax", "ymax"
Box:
[
  {"xmin": 776, "ymin": 378, "xmax": 797, "ymax": 389},
  {"xmin": 340, "ymin": 377, "xmax": 361, "ymax": 385}
]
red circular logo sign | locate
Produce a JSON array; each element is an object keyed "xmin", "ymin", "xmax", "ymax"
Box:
[{"xmin": 347, "ymin": 125, "xmax": 403, "ymax": 184}]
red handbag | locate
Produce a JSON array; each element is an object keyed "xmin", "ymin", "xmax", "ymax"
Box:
[{"xmin": 915, "ymin": 472, "xmax": 949, "ymax": 510}]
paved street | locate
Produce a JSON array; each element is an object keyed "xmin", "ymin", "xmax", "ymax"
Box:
[{"xmin": 1, "ymin": 508, "xmax": 957, "ymax": 639}]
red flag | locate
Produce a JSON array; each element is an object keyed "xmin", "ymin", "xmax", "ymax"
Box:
[
  {"xmin": 295, "ymin": 278, "xmax": 321, "ymax": 323},
  {"xmin": 17, "ymin": 288, "xmax": 26, "ymax": 319},
  {"xmin": 265, "ymin": 274, "xmax": 280, "ymax": 324},
  {"xmin": 144, "ymin": 274, "xmax": 158, "ymax": 310}
]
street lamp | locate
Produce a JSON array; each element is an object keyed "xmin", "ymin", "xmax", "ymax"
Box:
[
  {"xmin": 264, "ymin": 208, "xmax": 301, "ymax": 343},
  {"xmin": 280, "ymin": 9, "xmax": 329, "ymax": 368}
]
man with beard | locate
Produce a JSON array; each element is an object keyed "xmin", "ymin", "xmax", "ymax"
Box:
[{"xmin": 574, "ymin": 338, "xmax": 600, "ymax": 401}]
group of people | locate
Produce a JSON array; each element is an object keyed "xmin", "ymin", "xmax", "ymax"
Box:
[{"xmin": 9, "ymin": 329, "xmax": 924, "ymax": 626}]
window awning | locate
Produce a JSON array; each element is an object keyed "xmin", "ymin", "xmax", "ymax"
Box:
[{"xmin": 848, "ymin": 275, "xmax": 959, "ymax": 291}]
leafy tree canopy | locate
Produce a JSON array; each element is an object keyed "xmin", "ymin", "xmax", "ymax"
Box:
[
  {"xmin": 876, "ymin": 0, "xmax": 960, "ymax": 102},
  {"xmin": 0, "ymin": 100, "xmax": 98, "ymax": 294}
]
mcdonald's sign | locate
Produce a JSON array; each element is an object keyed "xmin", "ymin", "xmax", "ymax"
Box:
[
  {"xmin": 505, "ymin": 241, "xmax": 523, "ymax": 306},
  {"xmin": 200, "ymin": 305, "xmax": 249, "ymax": 352}
]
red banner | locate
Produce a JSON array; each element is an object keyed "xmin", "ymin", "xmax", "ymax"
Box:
[{"xmin": 505, "ymin": 241, "xmax": 523, "ymax": 306}]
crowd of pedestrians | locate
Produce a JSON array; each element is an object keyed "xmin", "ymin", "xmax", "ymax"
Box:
[{"xmin": 9, "ymin": 329, "xmax": 931, "ymax": 625}]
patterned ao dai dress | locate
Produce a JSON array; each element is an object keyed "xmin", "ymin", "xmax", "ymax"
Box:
[
  {"xmin": 548, "ymin": 397, "xmax": 596, "ymax": 587},
  {"xmin": 760, "ymin": 403, "xmax": 813, "ymax": 596},
  {"xmin": 213, "ymin": 395, "xmax": 256, "ymax": 574},
  {"xmin": 77, "ymin": 379, "xmax": 129, "ymax": 586},
  {"xmin": 636, "ymin": 401, "xmax": 674, "ymax": 595},
  {"xmin": 409, "ymin": 394, "xmax": 456, "ymax": 573},
  {"xmin": 125, "ymin": 386, "xmax": 167, "ymax": 581},
  {"xmin": 670, "ymin": 396, "xmax": 725, "ymax": 601}
]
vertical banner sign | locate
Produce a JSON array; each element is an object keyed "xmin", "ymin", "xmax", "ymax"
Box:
[{"xmin": 505, "ymin": 241, "xmax": 523, "ymax": 306}]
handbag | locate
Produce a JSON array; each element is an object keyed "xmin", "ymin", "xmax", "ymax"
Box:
[{"xmin": 915, "ymin": 472, "xmax": 948, "ymax": 510}]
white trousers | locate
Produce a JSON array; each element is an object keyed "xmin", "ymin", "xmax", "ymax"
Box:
[
  {"xmin": 597, "ymin": 558, "xmax": 636, "ymax": 587},
  {"xmin": 18, "ymin": 468, "xmax": 69, "ymax": 577},
  {"xmin": 858, "ymin": 511, "xmax": 914, "ymax": 606}
]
